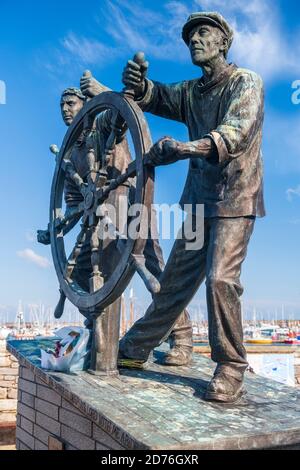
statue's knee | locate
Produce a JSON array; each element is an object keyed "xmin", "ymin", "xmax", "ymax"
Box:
[
  {"xmin": 206, "ymin": 275, "xmax": 227, "ymax": 292},
  {"xmin": 206, "ymin": 276, "xmax": 243, "ymax": 296}
]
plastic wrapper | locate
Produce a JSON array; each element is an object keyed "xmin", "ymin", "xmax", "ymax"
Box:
[{"xmin": 40, "ymin": 327, "xmax": 91, "ymax": 372}]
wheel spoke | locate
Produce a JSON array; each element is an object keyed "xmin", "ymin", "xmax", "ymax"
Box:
[
  {"xmin": 55, "ymin": 203, "xmax": 84, "ymax": 230},
  {"xmin": 65, "ymin": 224, "xmax": 89, "ymax": 281},
  {"xmin": 89, "ymin": 219, "xmax": 104, "ymax": 293},
  {"xmin": 53, "ymin": 204, "xmax": 84, "ymax": 240},
  {"xmin": 81, "ymin": 213, "xmax": 89, "ymax": 226},
  {"xmin": 64, "ymin": 159, "xmax": 86, "ymax": 196},
  {"xmin": 95, "ymin": 160, "xmax": 137, "ymax": 205},
  {"xmin": 105, "ymin": 109, "xmax": 128, "ymax": 160}
]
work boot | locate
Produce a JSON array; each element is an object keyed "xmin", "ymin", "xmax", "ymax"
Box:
[
  {"xmin": 117, "ymin": 352, "xmax": 147, "ymax": 370},
  {"xmin": 162, "ymin": 309, "xmax": 193, "ymax": 366},
  {"xmin": 205, "ymin": 364, "xmax": 247, "ymax": 403}
]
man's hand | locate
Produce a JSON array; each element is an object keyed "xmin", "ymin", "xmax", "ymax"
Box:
[
  {"xmin": 80, "ymin": 70, "xmax": 109, "ymax": 98},
  {"xmin": 37, "ymin": 229, "xmax": 50, "ymax": 245},
  {"xmin": 144, "ymin": 137, "xmax": 180, "ymax": 167},
  {"xmin": 122, "ymin": 54, "xmax": 149, "ymax": 99}
]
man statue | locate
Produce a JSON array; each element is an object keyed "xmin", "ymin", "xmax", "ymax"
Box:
[
  {"xmin": 119, "ymin": 11, "xmax": 265, "ymax": 403},
  {"xmin": 37, "ymin": 82, "xmax": 193, "ymax": 366}
]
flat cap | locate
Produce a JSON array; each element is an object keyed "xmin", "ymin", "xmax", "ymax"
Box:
[
  {"xmin": 182, "ymin": 11, "xmax": 234, "ymax": 50},
  {"xmin": 61, "ymin": 87, "xmax": 85, "ymax": 101}
]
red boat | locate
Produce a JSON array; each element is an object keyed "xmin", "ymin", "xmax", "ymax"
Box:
[{"xmin": 284, "ymin": 338, "xmax": 300, "ymax": 345}]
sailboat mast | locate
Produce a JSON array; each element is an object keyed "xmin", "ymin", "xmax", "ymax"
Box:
[
  {"xmin": 129, "ymin": 289, "xmax": 134, "ymax": 328},
  {"xmin": 121, "ymin": 294, "xmax": 126, "ymax": 336}
]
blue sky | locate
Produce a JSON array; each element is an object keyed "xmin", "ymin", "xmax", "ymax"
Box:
[{"xmin": 1, "ymin": 0, "xmax": 300, "ymax": 321}]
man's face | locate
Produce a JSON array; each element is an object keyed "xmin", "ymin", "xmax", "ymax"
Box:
[
  {"xmin": 188, "ymin": 23, "xmax": 226, "ymax": 66},
  {"xmin": 60, "ymin": 94, "xmax": 84, "ymax": 126}
]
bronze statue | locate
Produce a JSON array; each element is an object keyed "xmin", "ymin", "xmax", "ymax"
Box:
[
  {"xmin": 38, "ymin": 77, "xmax": 193, "ymax": 367},
  {"xmin": 37, "ymin": 87, "xmax": 86, "ymax": 246},
  {"xmin": 119, "ymin": 11, "xmax": 265, "ymax": 403}
]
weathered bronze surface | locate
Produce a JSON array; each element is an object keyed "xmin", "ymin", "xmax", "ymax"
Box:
[
  {"xmin": 38, "ymin": 65, "xmax": 193, "ymax": 373},
  {"xmin": 119, "ymin": 11, "xmax": 265, "ymax": 402},
  {"xmin": 45, "ymin": 88, "xmax": 154, "ymax": 375},
  {"xmin": 37, "ymin": 10, "xmax": 264, "ymax": 397},
  {"xmin": 8, "ymin": 339, "xmax": 300, "ymax": 450}
]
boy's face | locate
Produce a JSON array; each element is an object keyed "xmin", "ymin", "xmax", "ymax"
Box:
[{"xmin": 60, "ymin": 94, "xmax": 84, "ymax": 126}]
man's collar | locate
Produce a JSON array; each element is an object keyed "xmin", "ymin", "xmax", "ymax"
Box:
[{"xmin": 197, "ymin": 63, "xmax": 237, "ymax": 93}]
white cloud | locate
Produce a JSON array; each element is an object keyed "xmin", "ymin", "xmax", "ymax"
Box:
[
  {"xmin": 94, "ymin": 0, "xmax": 300, "ymax": 81},
  {"xmin": 194, "ymin": 0, "xmax": 300, "ymax": 81},
  {"xmin": 35, "ymin": 33, "xmax": 120, "ymax": 86},
  {"xmin": 62, "ymin": 33, "xmax": 118, "ymax": 66},
  {"xmin": 39, "ymin": 0, "xmax": 300, "ymax": 84},
  {"xmin": 17, "ymin": 249, "xmax": 51, "ymax": 269},
  {"xmin": 286, "ymin": 185, "xmax": 300, "ymax": 202},
  {"xmin": 195, "ymin": 0, "xmax": 265, "ymax": 15},
  {"xmin": 102, "ymin": 0, "xmax": 189, "ymax": 61}
]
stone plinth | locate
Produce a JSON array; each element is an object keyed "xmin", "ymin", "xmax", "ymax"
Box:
[
  {"xmin": 0, "ymin": 340, "xmax": 18, "ymax": 428},
  {"xmin": 7, "ymin": 339, "xmax": 300, "ymax": 450}
]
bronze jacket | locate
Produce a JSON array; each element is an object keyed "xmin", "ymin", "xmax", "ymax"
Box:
[{"xmin": 138, "ymin": 64, "xmax": 265, "ymax": 218}]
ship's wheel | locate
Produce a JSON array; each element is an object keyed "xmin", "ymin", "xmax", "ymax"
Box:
[{"xmin": 49, "ymin": 91, "xmax": 160, "ymax": 324}]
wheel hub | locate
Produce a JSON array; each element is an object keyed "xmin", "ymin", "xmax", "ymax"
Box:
[{"xmin": 84, "ymin": 190, "xmax": 95, "ymax": 210}]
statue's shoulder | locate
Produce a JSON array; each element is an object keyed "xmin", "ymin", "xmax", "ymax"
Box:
[{"xmin": 231, "ymin": 67, "xmax": 264, "ymax": 87}]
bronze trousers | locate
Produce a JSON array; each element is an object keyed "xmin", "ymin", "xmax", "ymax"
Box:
[
  {"xmin": 76, "ymin": 218, "xmax": 192, "ymax": 335},
  {"xmin": 119, "ymin": 216, "xmax": 255, "ymax": 369}
]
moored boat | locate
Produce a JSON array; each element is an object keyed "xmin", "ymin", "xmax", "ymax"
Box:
[
  {"xmin": 284, "ymin": 338, "xmax": 300, "ymax": 345},
  {"xmin": 246, "ymin": 338, "xmax": 273, "ymax": 345}
]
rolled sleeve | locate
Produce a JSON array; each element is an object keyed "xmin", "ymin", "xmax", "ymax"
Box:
[
  {"xmin": 136, "ymin": 78, "xmax": 155, "ymax": 109},
  {"xmin": 205, "ymin": 131, "xmax": 229, "ymax": 163}
]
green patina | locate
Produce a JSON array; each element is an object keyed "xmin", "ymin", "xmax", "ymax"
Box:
[{"xmin": 7, "ymin": 339, "xmax": 300, "ymax": 450}]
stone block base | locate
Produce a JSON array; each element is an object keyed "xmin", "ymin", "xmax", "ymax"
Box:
[
  {"xmin": 7, "ymin": 339, "xmax": 300, "ymax": 451},
  {"xmin": 15, "ymin": 365, "xmax": 124, "ymax": 450}
]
